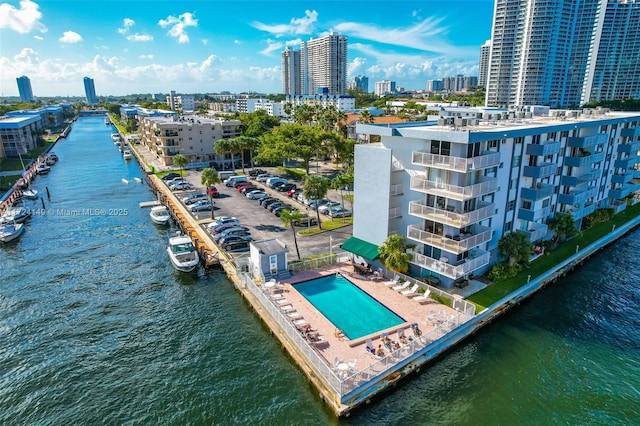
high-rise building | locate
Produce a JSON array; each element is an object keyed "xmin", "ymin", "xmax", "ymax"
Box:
[
  {"xmin": 348, "ymin": 75, "xmax": 369, "ymax": 93},
  {"xmin": 83, "ymin": 77, "xmax": 98, "ymax": 105},
  {"xmin": 282, "ymin": 47, "xmax": 302, "ymax": 96},
  {"xmin": 486, "ymin": 0, "xmax": 640, "ymax": 108},
  {"xmin": 478, "ymin": 40, "xmax": 491, "ymax": 89},
  {"xmin": 427, "ymin": 80, "xmax": 443, "ymax": 92},
  {"xmin": 375, "ymin": 80, "xmax": 396, "ymax": 96},
  {"xmin": 16, "ymin": 76, "xmax": 34, "ymax": 102},
  {"xmin": 301, "ymin": 32, "xmax": 348, "ymax": 96}
]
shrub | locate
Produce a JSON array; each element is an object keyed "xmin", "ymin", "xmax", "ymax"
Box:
[{"xmin": 487, "ymin": 262, "xmax": 520, "ymax": 281}]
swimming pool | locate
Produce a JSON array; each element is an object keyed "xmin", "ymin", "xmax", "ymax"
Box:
[{"xmin": 293, "ymin": 274, "xmax": 405, "ymax": 340}]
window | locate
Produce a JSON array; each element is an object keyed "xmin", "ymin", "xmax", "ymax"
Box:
[
  {"xmin": 513, "ymin": 155, "xmax": 522, "ymax": 167},
  {"xmin": 488, "ymin": 139, "xmax": 499, "ymax": 149},
  {"xmin": 522, "ymin": 200, "xmax": 532, "ymax": 210},
  {"xmin": 504, "ymin": 221, "xmax": 513, "ymax": 232},
  {"xmin": 509, "ymin": 178, "xmax": 518, "ymax": 189},
  {"xmin": 532, "ymin": 135, "xmax": 541, "ymax": 144},
  {"xmin": 507, "ymin": 200, "xmax": 515, "ymax": 211}
]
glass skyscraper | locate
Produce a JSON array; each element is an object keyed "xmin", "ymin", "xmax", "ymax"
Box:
[
  {"xmin": 16, "ymin": 76, "xmax": 34, "ymax": 102},
  {"xmin": 83, "ymin": 77, "xmax": 98, "ymax": 105}
]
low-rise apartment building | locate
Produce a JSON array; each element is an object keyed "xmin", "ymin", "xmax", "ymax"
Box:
[
  {"xmin": 354, "ymin": 108, "xmax": 640, "ymax": 288},
  {"xmin": 138, "ymin": 114, "xmax": 241, "ymax": 167}
]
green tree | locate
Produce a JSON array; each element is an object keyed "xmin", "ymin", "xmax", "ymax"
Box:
[
  {"xmin": 497, "ymin": 231, "xmax": 533, "ymax": 266},
  {"xmin": 302, "ymin": 175, "xmax": 330, "ymax": 229},
  {"xmin": 256, "ymin": 123, "xmax": 326, "ymax": 174},
  {"xmin": 330, "ymin": 174, "xmax": 352, "ymax": 222},
  {"xmin": 292, "ymin": 104, "xmax": 316, "ymax": 125},
  {"xmin": 173, "ymin": 154, "xmax": 188, "ymax": 177},
  {"xmin": 378, "ymin": 234, "xmax": 414, "ymax": 274},
  {"xmin": 547, "ymin": 213, "xmax": 578, "ymax": 244},
  {"xmin": 360, "ymin": 110, "xmax": 375, "ymax": 124},
  {"xmin": 214, "ymin": 138, "xmax": 240, "ymax": 171},
  {"xmin": 279, "ymin": 209, "xmax": 303, "ymax": 259},
  {"xmin": 200, "ymin": 167, "xmax": 220, "ymax": 219},
  {"xmin": 234, "ymin": 135, "xmax": 261, "ymax": 171}
]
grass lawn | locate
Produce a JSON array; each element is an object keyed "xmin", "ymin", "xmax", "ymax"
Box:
[
  {"xmin": 298, "ymin": 217, "xmax": 353, "ymax": 236},
  {"xmin": 467, "ymin": 202, "xmax": 640, "ymax": 311}
]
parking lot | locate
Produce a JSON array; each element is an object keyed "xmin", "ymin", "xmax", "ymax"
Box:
[{"xmin": 165, "ymin": 167, "xmax": 353, "ymax": 260}]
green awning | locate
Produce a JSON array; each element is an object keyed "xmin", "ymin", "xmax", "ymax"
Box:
[{"xmin": 341, "ymin": 236, "xmax": 379, "ymax": 260}]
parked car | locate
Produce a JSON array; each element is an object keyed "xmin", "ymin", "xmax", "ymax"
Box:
[
  {"xmin": 256, "ymin": 174, "xmax": 272, "ymax": 182},
  {"xmin": 210, "ymin": 224, "xmax": 250, "ymax": 235},
  {"xmin": 319, "ymin": 201, "xmax": 342, "ymax": 214},
  {"xmin": 207, "ymin": 216, "xmax": 239, "ymax": 229},
  {"xmin": 170, "ymin": 181, "xmax": 192, "ymax": 191},
  {"xmin": 265, "ymin": 200, "xmax": 285, "ymax": 211},
  {"xmin": 248, "ymin": 169, "xmax": 267, "ymax": 178},
  {"xmin": 206, "ymin": 185, "xmax": 219, "ymax": 198},
  {"xmin": 254, "ymin": 193, "xmax": 271, "ymax": 202},
  {"xmin": 182, "ymin": 193, "xmax": 207, "ymax": 205},
  {"xmin": 213, "ymin": 227, "xmax": 251, "ymax": 242},
  {"xmin": 277, "ymin": 183, "xmax": 297, "ymax": 193},
  {"xmin": 262, "ymin": 198, "xmax": 281, "ymax": 209},
  {"xmin": 236, "ymin": 182, "xmax": 253, "ymax": 191},
  {"xmin": 287, "ymin": 188, "xmax": 301, "ymax": 198},
  {"xmin": 224, "ymin": 176, "xmax": 248, "ymax": 187},
  {"xmin": 308, "ymin": 198, "xmax": 330, "ymax": 209},
  {"xmin": 272, "ymin": 204, "xmax": 293, "ymax": 216},
  {"xmin": 218, "ymin": 234, "xmax": 253, "ymax": 246},
  {"xmin": 266, "ymin": 177, "xmax": 288, "ymax": 188},
  {"xmin": 293, "ymin": 215, "xmax": 318, "ymax": 227},
  {"xmin": 161, "ymin": 172, "xmax": 181, "ymax": 181},
  {"xmin": 327, "ymin": 207, "xmax": 352, "ymax": 218},
  {"xmin": 247, "ymin": 190, "xmax": 267, "ymax": 200},
  {"xmin": 240, "ymin": 186, "xmax": 259, "ymax": 195},
  {"xmin": 222, "ymin": 240, "xmax": 250, "ymax": 252},
  {"xmin": 188, "ymin": 200, "xmax": 214, "ymax": 212}
]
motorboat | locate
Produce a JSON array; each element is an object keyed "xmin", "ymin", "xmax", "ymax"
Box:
[
  {"xmin": 149, "ymin": 205, "xmax": 171, "ymax": 225},
  {"xmin": 0, "ymin": 222, "xmax": 24, "ymax": 243},
  {"xmin": 167, "ymin": 234, "xmax": 199, "ymax": 272},
  {"xmin": 1, "ymin": 203, "xmax": 32, "ymax": 224},
  {"xmin": 123, "ymin": 149, "xmax": 132, "ymax": 160},
  {"xmin": 22, "ymin": 188, "xmax": 38, "ymax": 199},
  {"xmin": 35, "ymin": 164, "xmax": 50, "ymax": 175}
]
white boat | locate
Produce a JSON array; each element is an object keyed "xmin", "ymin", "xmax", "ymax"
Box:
[
  {"xmin": 0, "ymin": 222, "xmax": 24, "ymax": 243},
  {"xmin": 22, "ymin": 188, "xmax": 38, "ymax": 199},
  {"xmin": 150, "ymin": 205, "xmax": 171, "ymax": 225},
  {"xmin": 36, "ymin": 164, "xmax": 50, "ymax": 175},
  {"xmin": 167, "ymin": 234, "xmax": 199, "ymax": 272},
  {"xmin": 123, "ymin": 149, "xmax": 132, "ymax": 160},
  {"xmin": 1, "ymin": 203, "xmax": 32, "ymax": 224}
]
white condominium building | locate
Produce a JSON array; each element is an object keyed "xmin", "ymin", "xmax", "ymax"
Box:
[
  {"xmin": 138, "ymin": 114, "xmax": 240, "ymax": 167},
  {"xmin": 354, "ymin": 108, "xmax": 640, "ymax": 288}
]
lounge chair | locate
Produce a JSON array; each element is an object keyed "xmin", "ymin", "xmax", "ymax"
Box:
[
  {"xmin": 392, "ymin": 281, "xmax": 410, "ymax": 291},
  {"xmin": 347, "ymin": 359, "xmax": 358, "ymax": 374},
  {"xmin": 292, "ymin": 318, "xmax": 308, "ymax": 328},
  {"xmin": 401, "ymin": 283, "xmax": 420, "ymax": 296},
  {"xmin": 413, "ymin": 289, "xmax": 432, "ymax": 303},
  {"xmin": 275, "ymin": 298, "xmax": 290, "ymax": 305},
  {"xmin": 287, "ymin": 311, "xmax": 302, "ymax": 320},
  {"xmin": 383, "ymin": 274, "xmax": 400, "ymax": 287},
  {"xmin": 279, "ymin": 304, "xmax": 295, "ymax": 313}
]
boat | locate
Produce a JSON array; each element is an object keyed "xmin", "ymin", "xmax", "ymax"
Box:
[
  {"xmin": 105, "ymin": 118, "xmax": 110, "ymax": 125},
  {"xmin": 167, "ymin": 234, "xmax": 200, "ymax": 272},
  {"xmin": 150, "ymin": 205, "xmax": 171, "ymax": 225},
  {"xmin": 0, "ymin": 222, "xmax": 24, "ymax": 243},
  {"xmin": 35, "ymin": 164, "xmax": 50, "ymax": 175},
  {"xmin": 123, "ymin": 149, "xmax": 132, "ymax": 160},
  {"xmin": 0, "ymin": 203, "xmax": 32, "ymax": 224},
  {"xmin": 22, "ymin": 188, "xmax": 38, "ymax": 199}
]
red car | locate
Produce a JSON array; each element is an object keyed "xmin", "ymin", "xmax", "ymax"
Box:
[
  {"xmin": 206, "ymin": 185, "xmax": 219, "ymax": 198},
  {"xmin": 236, "ymin": 182, "xmax": 253, "ymax": 192}
]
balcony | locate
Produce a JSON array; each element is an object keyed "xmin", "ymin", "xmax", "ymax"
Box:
[
  {"xmin": 558, "ymin": 187, "xmax": 597, "ymax": 205},
  {"xmin": 517, "ymin": 204, "xmax": 552, "ymax": 222},
  {"xmin": 520, "ymin": 183, "xmax": 554, "ymax": 201},
  {"xmin": 407, "ymin": 224, "xmax": 492, "ymax": 254},
  {"xmin": 523, "ymin": 163, "xmax": 556, "ymax": 179},
  {"xmin": 569, "ymin": 203, "xmax": 596, "ymax": 220},
  {"xmin": 412, "ymin": 151, "xmax": 500, "ymax": 172},
  {"xmin": 526, "ymin": 141, "xmax": 561, "ymax": 156},
  {"xmin": 611, "ymin": 170, "xmax": 635, "ymax": 185},
  {"xmin": 560, "ymin": 169, "xmax": 601, "ymax": 186},
  {"xmin": 389, "ymin": 207, "xmax": 402, "ymax": 219},
  {"xmin": 520, "ymin": 222, "xmax": 548, "ymax": 242},
  {"xmin": 163, "ymin": 130, "xmax": 179, "ymax": 137},
  {"xmin": 614, "ymin": 155, "xmax": 640, "ymax": 169},
  {"xmin": 621, "ymin": 127, "xmax": 640, "ymax": 138},
  {"xmin": 410, "ymin": 176, "xmax": 498, "ymax": 201},
  {"xmin": 564, "ymin": 152, "xmax": 605, "ymax": 167},
  {"xmin": 158, "ymin": 150, "xmax": 180, "ymax": 158},
  {"xmin": 410, "ymin": 250, "xmax": 490, "ymax": 280},
  {"xmin": 566, "ymin": 134, "xmax": 608, "ymax": 148},
  {"xmin": 611, "ymin": 200, "xmax": 627, "ymax": 214},
  {"xmin": 390, "ymin": 183, "xmax": 404, "ymax": 196},
  {"xmin": 617, "ymin": 141, "xmax": 640, "ymax": 153},
  {"xmin": 608, "ymin": 186, "xmax": 632, "ymax": 200},
  {"xmin": 408, "ymin": 200, "xmax": 495, "ymax": 227}
]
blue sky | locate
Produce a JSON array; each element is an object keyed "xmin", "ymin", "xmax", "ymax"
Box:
[{"xmin": 0, "ymin": 0, "xmax": 494, "ymax": 97}]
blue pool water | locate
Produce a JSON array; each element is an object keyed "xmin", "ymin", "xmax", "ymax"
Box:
[{"xmin": 293, "ymin": 274, "xmax": 405, "ymax": 339}]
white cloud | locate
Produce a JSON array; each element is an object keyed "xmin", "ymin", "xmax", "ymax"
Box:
[
  {"xmin": 127, "ymin": 33, "xmax": 153, "ymax": 42},
  {"xmin": 139, "ymin": 54, "xmax": 154, "ymax": 59},
  {"xmin": 158, "ymin": 12, "xmax": 198, "ymax": 43},
  {"xmin": 348, "ymin": 57, "xmax": 367, "ymax": 76},
  {"xmin": 260, "ymin": 39, "xmax": 283, "ymax": 56},
  {"xmin": 252, "ymin": 10, "xmax": 317, "ymax": 37},
  {"xmin": 33, "ymin": 35, "xmax": 43, "ymax": 40},
  {"xmin": 118, "ymin": 18, "xmax": 135, "ymax": 35},
  {"xmin": 0, "ymin": 0, "xmax": 47, "ymax": 34},
  {"xmin": 59, "ymin": 31, "xmax": 82, "ymax": 43}
]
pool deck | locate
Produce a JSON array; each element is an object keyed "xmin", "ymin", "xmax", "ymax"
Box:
[{"xmin": 266, "ymin": 264, "xmax": 459, "ymax": 383}]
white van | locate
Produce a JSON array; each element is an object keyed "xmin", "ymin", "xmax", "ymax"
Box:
[
  {"xmin": 218, "ymin": 170, "xmax": 235, "ymax": 181},
  {"xmin": 224, "ymin": 175, "xmax": 249, "ymax": 187}
]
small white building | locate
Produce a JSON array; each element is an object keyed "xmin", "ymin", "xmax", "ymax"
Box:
[{"xmin": 250, "ymin": 238, "xmax": 290, "ymax": 281}]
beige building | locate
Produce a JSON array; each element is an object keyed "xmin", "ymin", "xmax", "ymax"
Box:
[{"xmin": 138, "ymin": 114, "xmax": 241, "ymax": 167}]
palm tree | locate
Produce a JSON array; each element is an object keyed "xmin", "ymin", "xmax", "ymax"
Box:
[
  {"xmin": 497, "ymin": 231, "xmax": 533, "ymax": 266},
  {"xmin": 214, "ymin": 139, "xmax": 239, "ymax": 172},
  {"xmin": 330, "ymin": 174, "xmax": 351, "ymax": 222},
  {"xmin": 200, "ymin": 167, "xmax": 220, "ymax": 219},
  {"xmin": 234, "ymin": 135, "xmax": 260, "ymax": 172},
  {"xmin": 360, "ymin": 110, "xmax": 374, "ymax": 124},
  {"xmin": 547, "ymin": 213, "xmax": 578, "ymax": 245},
  {"xmin": 378, "ymin": 234, "xmax": 414, "ymax": 274},
  {"xmin": 173, "ymin": 154, "xmax": 187, "ymax": 177},
  {"xmin": 279, "ymin": 209, "xmax": 303, "ymax": 259},
  {"xmin": 302, "ymin": 175, "xmax": 330, "ymax": 230}
]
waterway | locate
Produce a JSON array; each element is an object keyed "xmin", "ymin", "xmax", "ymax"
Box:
[{"xmin": 1, "ymin": 116, "xmax": 639, "ymax": 425}]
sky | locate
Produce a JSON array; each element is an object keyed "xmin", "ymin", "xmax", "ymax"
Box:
[{"xmin": 0, "ymin": 0, "xmax": 495, "ymax": 97}]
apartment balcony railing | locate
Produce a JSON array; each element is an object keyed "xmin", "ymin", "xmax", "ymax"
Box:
[
  {"xmin": 526, "ymin": 141, "xmax": 561, "ymax": 156},
  {"xmin": 520, "ymin": 183, "xmax": 554, "ymax": 201},
  {"xmin": 560, "ymin": 169, "xmax": 601, "ymax": 187},
  {"xmin": 388, "ymin": 207, "xmax": 403, "ymax": 219},
  {"xmin": 519, "ymin": 222, "xmax": 548, "ymax": 243},
  {"xmin": 410, "ymin": 176, "xmax": 498, "ymax": 201},
  {"xmin": 411, "ymin": 151, "xmax": 500, "ymax": 172},
  {"xmin": 614, "ymin": 155, "xmax": 640, "ymax": 169},
  {"xmin": 558, "ymin": 186, "xmax": 597, "ymax": 205},
  {"xmin": 407, "ymin": 224, "xmax": 492, "ymax": 254},
  {"xmin": 158, "ymin": 150, "xmax": 180, "ymax": 157},
  {"xmin": 390, "ymin": 183, "xmax": 404, "ymax": 196},
  {"xmin": 608, "ymin": 186, "xmax": 632, "ymax": 200},
  {"xmin": 523, "ymin": 163, "xmax": 556, "ymax": 179},
  {"xmin": 410, "ymin": 250, "xmax": 490, "ymax": 280},
  {"xmin": 566, "ymin": 134, "xmax": 608, "ymax": 148},
  {"xmin": 517, "ymin": 204, "xmax": 552, "ymax": 222},
  {"xmin": 621, "ymin": 127, "xmax": 640, "ymax": 139},
  {"xmin": 564, "ymin": 152, "xmax": 605, "ymax": 168},
  {"xmin": 611, "ymin": 170, "xmax": 636, "ymax": 185},
  {"xmin": 408, "ymin": 200, "xmax": 495, "ymax": 227},
  {"xmin": 611, "ymin": 200, "xmax": 627, "ymax": 214},
  {"xmin": 163, "ymin": 131, "xmax": 179, "ymax": 137},
  {"xmin": 617, "ymin": 141, "xmax": 640, "ymax": 154},
  {"xmin": 155, "ymin": 141, "xmax": 179, "ymax": 148},
  {"xmin": 569, "ymin": 203, "xmax": 596, "ymax": 220}
]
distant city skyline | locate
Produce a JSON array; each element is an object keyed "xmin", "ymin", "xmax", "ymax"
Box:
[{"xmin": 0, "ymin": 0, "xmax": 493, "ymax": 97}]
